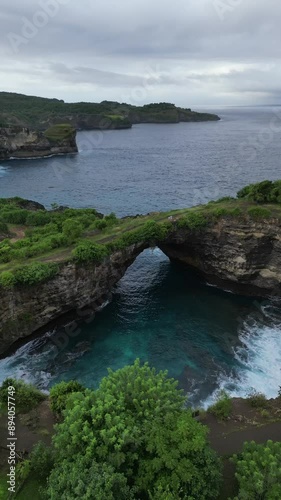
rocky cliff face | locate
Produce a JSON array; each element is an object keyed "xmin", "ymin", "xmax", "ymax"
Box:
[
  {"xmin": 0, "ymin": 216, "xmax": 280, "ymax": 355},
  {"xmin": 0, "ymin": 243, "xmax": 147, "ymax": 355},
  {"xmin": 0, "ymin": 126, "xmax": 78, "ymax": 160},
  {"xmin": 160, "ymin": 217, "xmax": 281, "ymax": 297}
]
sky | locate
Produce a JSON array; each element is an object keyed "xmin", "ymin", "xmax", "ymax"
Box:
[{"xmin": 0, "ymin": 0, "xmax": 280, "ymax": 107}]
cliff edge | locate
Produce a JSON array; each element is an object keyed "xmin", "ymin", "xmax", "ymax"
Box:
[{"xmin": 0, "ymin": 124, "xmax": 78, "ymax": 160}]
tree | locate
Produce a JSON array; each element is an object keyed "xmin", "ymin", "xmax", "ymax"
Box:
[
  {"xmin": 232, "ymin": 440, "xmax": 281, "ymax": 499},
  {"xmin": 47, "ymin": 360, "xmax": 221, "ymax": 499}
]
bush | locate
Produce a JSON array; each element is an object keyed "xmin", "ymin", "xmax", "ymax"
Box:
[
  {"xmin": 50, "ymin": 380, "xmax": 86, "ymax": 417},
  {"xmin": 237, "ymin": 180, "xmax": 281, "ymax": 204},
  {"xmin": 0, "ymin": 378, "xmax": 46, "ymax": 413},
  {"xmin": 95, "ymin": 219, "xmax": 108, "ymax": 230},
  {"xmin": 208, "ymin": 390, "xmax": 232, "ymax": 420},
  {"xmin": 247, "ymin": 391, "xmax": 268, "ymax": 408},
  {"xmin": 29, "ymin": 441, "xmax": 55, "ymax": 480},
  {"xmin": 232, "ymin": 440, "xmax": 281, "ymax": 499},
  {"xmin": 48, "ymin": 360, "xmax": 222, "ymax": 499},
  {"xmin": 0, "ymin": 220, "xmax": 9, "ymax": 234},
  {"xmin": 1, "ymin": 209, "xmax": 28, "ymax": 224},
  {"xmin": 0, "ymin": 271, "xmax": 16, "ymax": 288},
  {"xmin": 62, "ymin": 219, "xmax": 83, "ymax": 242},
  {"xmin": 26, "ymin": 211, "xmax": 51, "ymax": 226},
  {"xmin": 177, "ymin": 212, "xmax": 207, "ymax": 230},
  {"xmin": 247, "ymin": 206, "xmax": 271, "ymax": 219},
  {"xmin": 14, "ymin": 262, "xmax": 59, "ymax": 286},
  {"xmin": 0, "ymin": 245, "xmax": 12, "ymax": 263},
  {"xmin": 72, "ymin": 242, "xmax": 109, "ymax": 263}
]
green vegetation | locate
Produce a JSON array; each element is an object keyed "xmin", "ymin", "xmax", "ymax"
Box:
[
  {"xmin": 232, "ymin": 440, "xmax": 281, "ymax": 499},
  {"xmin": 47, "ymin": 360, "xmax": 222, "ymax": 499},
  {"xmin": 1, "ymin": 183, "xmax": 281, "ymax": 288},
  {"xmin": 208, "ymin": 390, "xmax": 232, "ymax": 420},
  {"xmin": 0, "ymin": 378, "xmax": 46, "ymax": 413},
  {"xmin": 44, "ymin": 124, "xmax": 75, "ymax": 142},
  {"xmin": 49, "ymin": 380, "xmax": 86, "ymax": 417},
  {"xmin": 247, "ymin": 206, "xmax": 271, "ymax": 219},
  {"xmin": 247, "ymin": 391, "xmax": 268, "ymax": 409},
  {"xmin": 0, "ymin": 92, "xmax": 219, "ymax": 129},
  {"xmin": 238, "ymin": 179, "xmax": 281, "ymax": 204}
]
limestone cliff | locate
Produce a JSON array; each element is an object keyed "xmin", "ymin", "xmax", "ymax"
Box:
[
  {"xmin": 0, "ymin": 216, "xmax": 280, "ymax": 355},
  {"xmin": 0, "ymin": 125, "xmax": 78, "ymax": 160}
]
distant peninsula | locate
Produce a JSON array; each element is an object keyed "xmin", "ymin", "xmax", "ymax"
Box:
[{"xmin": 0, "ymin": 92, "xmax": 220, "ymax": 131}]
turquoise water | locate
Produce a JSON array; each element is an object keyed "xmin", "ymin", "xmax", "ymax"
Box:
[
  {"xmin": 0, "ymin": 250, "xmax": 280, "ymax": 407},
  {"xmin": 0, "ymin": 106, "xmax": 281, "ymax": 406}
]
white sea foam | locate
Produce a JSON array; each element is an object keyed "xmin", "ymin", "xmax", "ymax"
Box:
[{"xmin": 204, "ymin": 305, "xmax": 281, "ymax": 408}]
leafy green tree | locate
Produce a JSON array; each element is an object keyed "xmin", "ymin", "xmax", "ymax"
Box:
[
  {"xmin": 48, "ymin": 360, "xmax": 221, "ymax": 499},
  {"xmin": 50, "ymin": 380, "xmax": 86, "ymax": 417},
  {"xmin": 232, "ymin": 440, "xmax": 281, "ymax": 499}
]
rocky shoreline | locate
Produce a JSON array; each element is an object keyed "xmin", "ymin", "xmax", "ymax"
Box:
[
  {"xmin": 0, "ymin": 213, "xmax": 280, "ymax": 355},
  {"xmin": 0, "ymin": 125, "xmax": 78, "ymax": 160}
]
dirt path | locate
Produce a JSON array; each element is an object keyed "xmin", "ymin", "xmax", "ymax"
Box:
[{"xmin": 10, "ymin": 227, "xmax": 26, "ymax": 243}]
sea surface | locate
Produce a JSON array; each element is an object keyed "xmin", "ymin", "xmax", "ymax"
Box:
[{"xmin": 0, "ymin": 106, "xmax": 281, "ymax": 407}]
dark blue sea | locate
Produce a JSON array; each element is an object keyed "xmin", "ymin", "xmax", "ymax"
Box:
[{"xmin": 0, "ymin": 106, "xmax": 280, "ymax": 406}]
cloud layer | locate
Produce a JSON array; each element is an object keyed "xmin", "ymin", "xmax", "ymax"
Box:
[{"xmin": 0, "ymin": 0, "xmax": 280, "ymax": 105}]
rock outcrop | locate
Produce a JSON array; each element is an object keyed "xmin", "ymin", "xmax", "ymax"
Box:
[
  {"xmin": 0, "ymin": 216, "xmax": 280, "ymax": 355},
  {"xmin": 0, "ymin": 125, "xmax": 78, "ymax": 160}
]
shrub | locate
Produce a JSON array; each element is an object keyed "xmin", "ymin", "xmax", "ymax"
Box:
[
  {"xmin": 237, "ymin": 180, "xmax": 281, "ymax": 204},
  {"xmin": 177, "ymin": 212, "xmax": 207, "ymax": 230},
  {"xmin": 72, "ymin": 242, "xmax": 109, "ymax": 263},
  {"xmin": 232, "ymin": 440, "xmax": 281, "ymax": 499},
  {"xmin": 0, "ymin": 271, "xmax": 16, "ymax": 288},
  {"xmin": 247, "ymin": 391, "xmax": 268, "ymax": 408},
  {"xmin": 95, "ymin": 219, "xmax": 108, "ymax": 230},
  {"xmin": 48, "ymin": 360, "xmax": 222, "ymax": 499},
  {"xmin": 1, "ymin": 209, "xmax": 28, "ymax": 224},
  {"xmin": 208, "ymin": 390, "xmax": 232, "ymax": 420},
  {"xmin": 247, "ymin": 206, "xmax": 271, "ymax": 219},
  {"xmin": 0, "ymin": 245, "xmax": 12, "ymax": 263},
  {"xmin": 210, "ymin": 207, "xmax": 229, "ymax": 218},
  {"xmin": 0, "ymin": 220, "xmax": 9, "ymax": 234},
  {"xmin": 0, "ymin": 378, "xmax": 46, "ymax": 413},
  {"xmin": 29, "ymin": 441, "xmax": 55, "ymax": 480},
  {"xmin": 26, "ymin": 211, "xmax": 51, "ymax": 226},
  {"xmin": 14, "ymin": 262, "xmax": 59, "ymax": 286},
  {"xmin": 62, "ymin": 219, "xmax": 83, "ymax": 242},
  {"xmin": 50, "ymin": 380, "xmax": 86, "ymax": 417}
]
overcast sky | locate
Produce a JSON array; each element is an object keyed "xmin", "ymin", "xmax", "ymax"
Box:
[{"xmin": 0, "ymin": 0, "xmax": 280, "ymax": 107}]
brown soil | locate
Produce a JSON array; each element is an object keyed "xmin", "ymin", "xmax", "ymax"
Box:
[
  {"xmin": 10, "ymin": 227, "xmax": 26, "ymax": 243},
  {"xmin": 200, "ymin": 397, "xmax": 281, "ymax": 499},
  {"xmin": 0, "ymin": 400, "xmax": 55, "ymax": 472}
]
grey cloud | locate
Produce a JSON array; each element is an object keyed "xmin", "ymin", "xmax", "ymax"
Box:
[{"xmin": 0, "ymin": 0, "xmax": 280, "ymax": 104}]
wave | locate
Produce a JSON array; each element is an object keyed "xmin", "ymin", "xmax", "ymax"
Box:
[{"xmin": 204, "ymin": 302, "xmax": 281, "ymax": 407}]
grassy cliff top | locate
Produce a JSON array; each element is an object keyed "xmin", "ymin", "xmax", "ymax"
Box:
[
  {"xmin": 0, "ymin": 180, "xmax": 281, "ymax": 287},
  {"xmin": 44, "ymin": 124, "xmax": 76, "ymax": 141},
  {"xmin": 0, "ymin": 92, "xmax": 220, "ymax": 129}
]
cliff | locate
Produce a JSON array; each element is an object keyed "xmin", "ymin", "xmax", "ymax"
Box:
[
  {"xmin": 0, "ymin": 211, "xmax": 280, "ymax": 355},
  {"xmin": 0, "ymin": 92, "xmax": 220, "ymax": 130},
  {"xmin": 0, "ymin": 124, "xmax": 78, "ymax": 160}
]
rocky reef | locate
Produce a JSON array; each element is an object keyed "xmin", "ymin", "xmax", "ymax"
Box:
[
  {"xmin": 0, "ymin": 214, "xmax": 280, "ymax": 355},
  {"xmin": 0, "ymin": 124, "xmax": 78, "ymax": 160}
]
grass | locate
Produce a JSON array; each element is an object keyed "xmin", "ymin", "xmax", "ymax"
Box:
[
  {"xmin": 1, "ymin": 197, "xmax": 281, "ymax": 285},
  {"xmin": 44, "ymin": 124, "xmax": 74, "ymax": 142}
]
